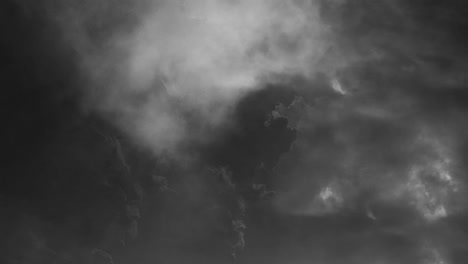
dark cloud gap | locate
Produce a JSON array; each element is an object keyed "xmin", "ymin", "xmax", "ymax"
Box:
[{"xmin": 202, "ymin": 84, "xmax": 297, "ymax": 182}]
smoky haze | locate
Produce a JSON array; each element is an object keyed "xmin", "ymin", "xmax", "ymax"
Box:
[{"xmin": 2, "ymin": 0, "xmax": 468, "ymax": 264}]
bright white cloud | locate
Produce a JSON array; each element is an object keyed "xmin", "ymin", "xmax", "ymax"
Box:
[{"xmin": 62, "ymin": 0, "xmax": 333, "ymax": 154}]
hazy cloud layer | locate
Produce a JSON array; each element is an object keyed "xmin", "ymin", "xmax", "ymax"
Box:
[
  {"xmin": 268, "ymin": 2, "xmax": 468, "ymax": 261},
  {"xmin": 4, "ymin": 0, "xmax": 468, "ymax": 263}
]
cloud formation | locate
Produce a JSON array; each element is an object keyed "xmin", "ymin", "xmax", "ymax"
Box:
[
  {"xmin": 41, "ymin": 0, "xmax": 468, "ymax": 262},
  {"xmin": 57, "ymin": 0, "xmax": 336, "ymax": 155}
]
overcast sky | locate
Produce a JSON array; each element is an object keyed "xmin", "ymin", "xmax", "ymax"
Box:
[{"xmin": 2, "ymin": 1, "xmax": 468, "ymax": 264}]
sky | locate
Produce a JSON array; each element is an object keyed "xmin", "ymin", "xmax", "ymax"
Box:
[{"xmin": 1, "ymin": 0, "xmax": 468, "ymax": 264}]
